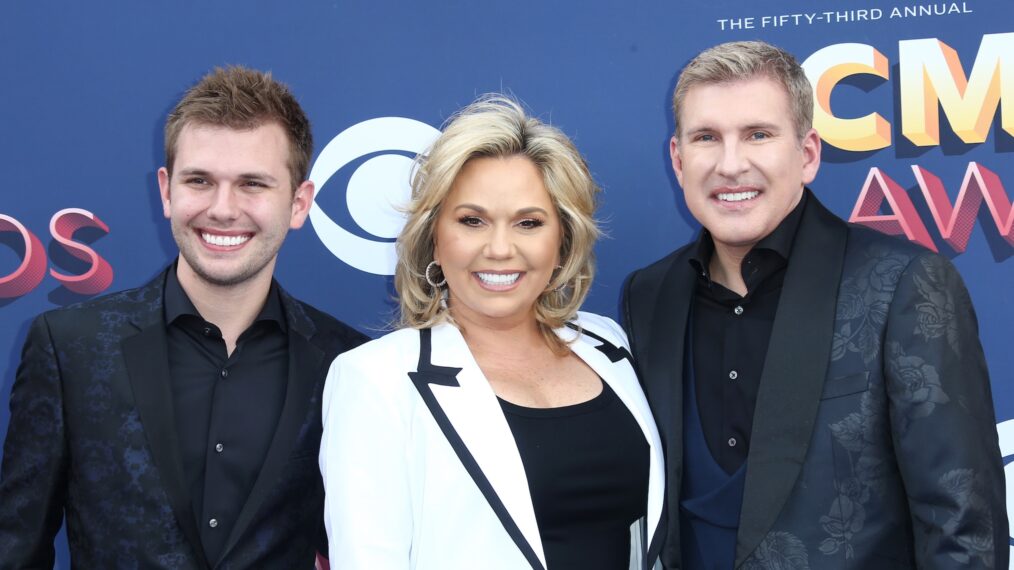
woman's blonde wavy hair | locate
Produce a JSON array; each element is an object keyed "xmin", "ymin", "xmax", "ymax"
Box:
[{"xmin": 395, "ymin": 94, "xmax": 601, "ymax": 354}]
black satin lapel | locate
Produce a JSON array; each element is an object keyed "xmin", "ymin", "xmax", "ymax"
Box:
[
  {"xmin": 122, "ymin": 325, "xmax": 210, "ymax": 570},
  {"xmin": 735, "ymin": 197, "xmax": 849, "ymax": 566},
  {"xmin": 646, "ymin": 501, "xmax": 668, "ymax": 569},
  {"xmin": 567, "ymin": 323, "xmax": 633, "ymax": 364},
  {"xmin": 220, "ymin": 331, "xmax": 325, "ymax": 560},
  {"xmin": 644, "ymin": 256, "xmax": 695, "ymax": 557}
]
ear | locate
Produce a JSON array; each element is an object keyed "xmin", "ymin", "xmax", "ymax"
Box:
[
  {"xmin": 800, "ymin": 128, "xmax": 822, "ymax": 185},
  {"xmin": 157, "ymin": 167, "xmax": 172, "ymax": 219},
  {"xmin": 289, "ymin": 180, "xmax": 314, "ymax": 229},
  {"xmin": 669, "ymin": 136, "xmax": 685, "ymax": 187}
]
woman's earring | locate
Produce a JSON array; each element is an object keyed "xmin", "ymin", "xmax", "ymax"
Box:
[{"xmin": 425, "ymin": 261, "xmax": 446, "ymax": 288}]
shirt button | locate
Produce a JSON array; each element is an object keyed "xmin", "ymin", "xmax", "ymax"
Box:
[
  {"xmin": 728, "ymin": 370, "xmax": 738, "ymax": 380},
  {"xmin": 215, "ymin": 443, "xmax": 224, "ymax": 453},
  {"xmin": 209, "ymin": 518, "xmax": 218, "ymax": 528},
  {"xmin": 734, "ymin": 305, "xmax": 744, "ymax": 316},
  {"xmin": 220, "ymin": 369, "xmax": 229, "ymax": 379},
  {"xmin": 203, "ymin": 326, "xmax": 212, "ymax": 336},
  {"xmin": 728, "ymin": 437, "xmax": 737, "ymax": 447}
]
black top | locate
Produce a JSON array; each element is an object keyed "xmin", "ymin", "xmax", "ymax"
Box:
[
  {"xmin": 499, "ymin": 381, "xmax": 649, "ymax": 569},
  {"xmin": 687, "ymin": 194, "xmax": 806, "ymax": 474},
  {"xmin": 164, "ymin": 266, "xmax": 289, "ymax": 563}
]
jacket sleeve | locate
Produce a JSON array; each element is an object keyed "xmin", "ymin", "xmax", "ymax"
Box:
[
  {"xmin": 319, "ymin": 348, "xmax": 413, "ymax": 568},
  {"xmin": 884, "ymin": 252, "xmax": 1008, "ymax": 569},
  {"xmin": 0, "ymin": 314, "xmax": 68, "ymax": 569}
]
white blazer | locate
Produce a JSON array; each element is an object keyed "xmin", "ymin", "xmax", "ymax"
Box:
[{"xmin": 320, "ymin": 312, "xmax": 665, "ymax": 570}]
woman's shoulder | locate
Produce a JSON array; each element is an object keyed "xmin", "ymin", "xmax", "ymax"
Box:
[
  {"xmin": 336, "ymin": 326, "xmax": 421, "ymax": 365},
  {"xmin": 570, "ymin": 311, "xmax": 629, "ymax": 348}
]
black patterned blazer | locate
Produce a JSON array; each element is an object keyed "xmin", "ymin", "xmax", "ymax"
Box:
[
  {"xmin": 0, "ymin": 267, "xmax": 367, "ymax": 569},
  {"xmin": 622, "ymin": 190, "xmax": 1008, "ymax": 569}
]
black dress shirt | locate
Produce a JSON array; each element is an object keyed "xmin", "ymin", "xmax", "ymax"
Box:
[
  {"xmin": 164, "ymin": 266, "xmax": 289, "ymax": 563},
  {"xmin": 688, "ymin": 194, "xmax": 807, "ymax": 475}
]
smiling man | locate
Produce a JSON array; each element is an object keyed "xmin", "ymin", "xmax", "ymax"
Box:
[
  {"xmin": 0, "ymin": 66, "xmax": 366, "ymax": 569},
  {"xmin": 622, "ymin": 41, "xmax": 1007, "ymax": 569}
]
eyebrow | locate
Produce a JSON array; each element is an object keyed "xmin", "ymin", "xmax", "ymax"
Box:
[
  {"xmin": 176, "ymin": 168, "xmax": 279, "ymax": 185},
  {"xmin": 453, "ymin": 204, "xmax": 551, "ymax": 216},
  {"xmin": 743, "ymin": 122, "xmax": 782, "ymax": 132},
  {"xmin": 684, "ymin": 122, "xmax": 784, "ymax": 137}
]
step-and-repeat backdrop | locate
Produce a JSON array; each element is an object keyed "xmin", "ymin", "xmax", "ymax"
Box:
[{"xmin": 2, "ymin": 1, "xmax": 1011, "ymax": 565}]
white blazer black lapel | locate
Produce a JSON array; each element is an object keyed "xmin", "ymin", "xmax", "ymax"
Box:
[
  {"xmin": 409, "ymin": 317, "xmax": 665, "ymax": 570},
  {"xmin": 565, "ymin": 318, "xmax": 666, "ymax": 565},
  {"xmin": 408, "ymin": 325, "xmax": 547, "ymax": 570}
]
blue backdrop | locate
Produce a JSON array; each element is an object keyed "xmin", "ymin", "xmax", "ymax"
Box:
[{"xmin": 2, "ymin": 1, "xmax": 1011, "ymax": 566}]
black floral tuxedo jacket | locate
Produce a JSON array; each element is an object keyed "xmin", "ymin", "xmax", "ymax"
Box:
[
  {"xmin": 0, "ymin": 267, "xmax": 367, "ymax": 569},
  {"xmin": 622, "ymin": 190, "xmax": 1007, "ymax": 569}
]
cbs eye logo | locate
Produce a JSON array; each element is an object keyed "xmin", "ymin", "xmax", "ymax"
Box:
[{"xmin": 309, "ymin": 117, "xmax": 440, "ymax": 275}]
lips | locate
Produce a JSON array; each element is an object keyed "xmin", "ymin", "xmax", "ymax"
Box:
[
  {"xmin": 476, "ymin": 272, "xmax": 520, "ymax": 285},
  {"xmin": 474, "ymin": 271, "xmax": 522, "ymax": 290},
  {"xmin": 716, "ymin": 190, "xmax": 759, "ymax": 202},
  {"xmin": 200, "ymin": 231, "xmax": 252, "ymax": 247}
]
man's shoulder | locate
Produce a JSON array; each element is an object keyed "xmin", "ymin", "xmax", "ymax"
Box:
[
  {"xmin": 843, "ymin": 220, "xmax": 938, "ymax": 265},
  {"xmin": 283, "ymin": 295, "xmax": 370, "ymax": 354},
  {"xmin": 805, "ymin": 188, "xmax": 932, "ymax": 264},
  {"xmin": 36, "ymin": 275, "xmax": 163, "ymax": 330},
  {"xmin": 625, "ymin": 242, "xmax": 695, "ymax": 292}
]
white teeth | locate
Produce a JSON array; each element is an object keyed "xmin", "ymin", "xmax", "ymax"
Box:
[
  {"xmin": 202, "ymin": 232, "xmax": 250, "ymax": 247},
  {"xmin": 476, "ymin": 272, "xmax": 520, "ymax": 286},
  {"xmin": 717, "ymin": 191, "xmax": 759, "ymax": 202}
]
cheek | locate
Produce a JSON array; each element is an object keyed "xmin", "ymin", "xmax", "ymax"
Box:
[{"xmin": 433, "ymin": 231, "xmax": 468, "ymax": 267}]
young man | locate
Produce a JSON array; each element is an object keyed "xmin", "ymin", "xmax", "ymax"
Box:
[
  {"xmin": 0, "ymin": 67, "xmax": 367, "ymax": 568},
  {"xmin": 623, "ymin": 41, "xmax": 1007, "ymax": 569}
]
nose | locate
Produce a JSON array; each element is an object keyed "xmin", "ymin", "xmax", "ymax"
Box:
[
  {"xmin": 206, "ymin": 184, "xmax": 240, "ymax": 221},
  {"xmin": 484, "ymin": 224, "xmax": 513, "ymax": 259},
  {"xmin": 715, "ymin": 139, "xmax": 749, "ymax": 179}
]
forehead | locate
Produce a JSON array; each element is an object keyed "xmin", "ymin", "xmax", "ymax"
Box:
[
  {"xmin": 445, "ymin": 155, "xmax": 554, "ymax": 208},
  {"xmin": 174, "ymin": 122, "xmax": 291, "ymax": 167},
  {"xmin": 679, "ymin": 76, "xmax": 794, "ymax": 129}
]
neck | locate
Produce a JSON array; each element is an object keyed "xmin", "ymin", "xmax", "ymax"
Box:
[
  {"xmin": 453, "ymin": 308, "xmax": 548, "ymax": 356},
  {"xmin": 709, "ymin": 243, "xmax": 749, "ymax": 297},
  {"xmin": 175, "ymin": 261, "xmax": 274, "ymax": 354}
]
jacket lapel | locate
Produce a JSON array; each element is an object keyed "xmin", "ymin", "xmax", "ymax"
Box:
[
  {"xmin": 735, "ymin": 194, "xmax": 849, "ymax": 566},
  {"xmin": 644, "ymin": 250, "xmax": 696, "ymax": 563},
  {"xmin": 219, "ymin": 291, "xmax": 325, "ymax": 562},
  {"xmin": 568, "ymin": 325, "xmax": 667, "ymax": 569},
  {"xmin": 411, "ymin": 324, "xmax": 547, "ymax": 570},
  {"xmin": 121, "ymin": 271, "xmax": 211, "ymax": 570}
]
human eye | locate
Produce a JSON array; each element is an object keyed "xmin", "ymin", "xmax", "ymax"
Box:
[
  {"xmin": 457, "ymin": 215, "xmax": 484, "ymax": 228},
  {"xmin": 694, "ymin": 133, "xmax": 716, "ymax": 143},
  {"xmin": 184, "ymin": 176, "xmax": 210, "ymax": 187},
  {"xmin": 749, "ymin": 131, "xmax": 771, "ymax": 141},
  {"xmin": 517, "ymin": 218, "xmax": 545, "ymax": 230},
  {"xmin": 241, "ymin": 179, "xmax": 268, "ymax": 190}
]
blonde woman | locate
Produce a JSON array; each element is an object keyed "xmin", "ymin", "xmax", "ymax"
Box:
[{"xmin": 319, "ymin": 95, "xmax": 664, "ymax": 569}]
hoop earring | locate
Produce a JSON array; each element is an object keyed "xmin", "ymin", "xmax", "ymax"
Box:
[{"xmin": 425, "ymin": 261, "xmax": 446, "ymax": 288}]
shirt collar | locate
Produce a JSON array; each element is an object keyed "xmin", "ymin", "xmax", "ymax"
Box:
[
  {"xmin": 688, "ymin": 190, "xmax": 808, "ymax": 280},
  {"xmin": 163, "ymin": 259, "xmax": 287, "ymax": 333}
]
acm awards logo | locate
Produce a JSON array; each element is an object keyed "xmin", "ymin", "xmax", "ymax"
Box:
[
  {"xmin": 0, "ymin": 209, "xmax": 112, "ymax": 299},
  {"xmin": 801, "ymin": 32, "xmax": 1014, "ymax": 253}
]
